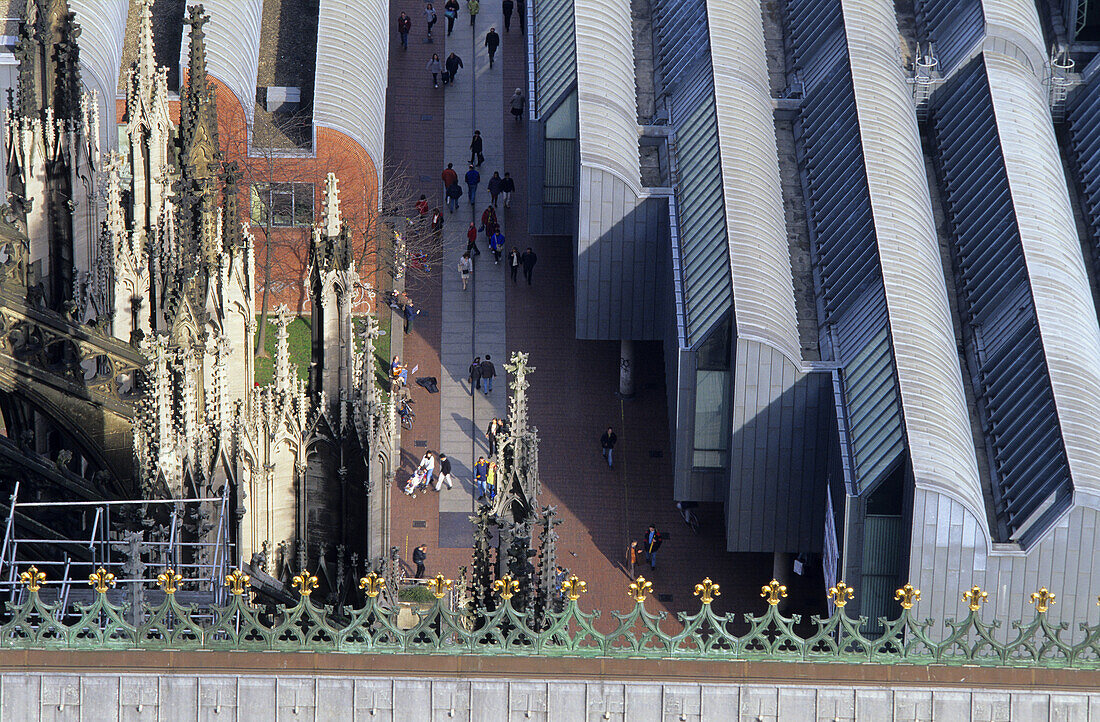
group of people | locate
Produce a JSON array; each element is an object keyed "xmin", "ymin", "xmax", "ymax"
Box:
[
  {"xmin": 628, "ymin": 525, "xmax": 664, "ymax": 575},
  {"xmin": 404, "ymin": 450, "xmax": 458, "ymax": 496},
  {"xmin": 468, "ymin": 355, "xmax": 496, "ymax": 394},
  {"xmin": 399, "ymin": 0, "xmax": 524, "ymax": 48}
]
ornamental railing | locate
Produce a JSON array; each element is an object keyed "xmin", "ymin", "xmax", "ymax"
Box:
[{"xmin": 3, "ymin": 567, "xmax": 1100, "ymax": 667}]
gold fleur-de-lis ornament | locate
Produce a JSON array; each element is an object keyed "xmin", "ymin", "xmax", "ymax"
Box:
[
  {"xmin": 156, "ymin": 568, "xmax": 182, "ymax": 595},
  {"xmin": 761, "ymin": 579, "xmax": 787, "ymax": 606},
  {"xmin": 828, "ymin": 581, "xmax": 855, "ymax": 608},
  {"xmin": 425, "ymin": 574, "xmax": 453, "ymax": 599},
  {"xmin": 963, "ymin": 586, "xmax": 988, "ymax": 611},
  {"xmin": 225, "ymin": 569, "xmax": 250, "ymax": 595},
  {"xmin": 359, "ymin": 572, "xmax": 385, "ymax": 598},
  {"xmin": 1030, "ymin": 588, "xmax": 1056, "ymax": 614},
  {"xmin": 19, "ymin": 566, "xmax": 45, "ymax": 592},
  {"xmin": 492, "ymin": 575, "xmax": 520, "ymax": 601},
  {"xmin": 693, "ymin": 578, "xmax": 720, "ymax": 605},
  {"xmin": 561, "ymin": 574, "xmax": 587, "ymax": 601},
  {"xmin": 292, "ymin": 571, "xmax": 319, "ymax": 597},
  {"xmin": 88, "ymin": 567, "xmax": 116, "ymax": 594},
  {"xmin": 628, "ymin": 577, "xmax": 654, "ymax": 603},
  {"xmin": 895, "ymin": 584, "xmax": 921, "ymax": 610}
]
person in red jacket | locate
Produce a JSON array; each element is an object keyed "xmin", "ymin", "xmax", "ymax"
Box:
[{"xmin": 441, "ymin": 163, "xmax": 458, "ymax": 192}]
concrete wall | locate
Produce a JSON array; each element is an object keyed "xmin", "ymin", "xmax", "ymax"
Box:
[{"xmin": 4, "ymin": 673, "xmax": 1100, "ymax": 720}]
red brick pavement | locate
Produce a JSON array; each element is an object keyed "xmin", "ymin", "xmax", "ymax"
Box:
[{"xmin": 385, "ymin": 5, "xmax": 825, "ymax": 629}]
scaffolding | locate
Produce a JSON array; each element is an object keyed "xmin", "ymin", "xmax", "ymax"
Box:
[{"xmin": 0, "ymin": 482, "xmax": 233, "ymax": 609}]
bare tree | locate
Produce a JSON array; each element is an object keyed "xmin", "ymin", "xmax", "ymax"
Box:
[{"xmin": 222, "ymin": 109, "xmax": 316, "ymax": 357}]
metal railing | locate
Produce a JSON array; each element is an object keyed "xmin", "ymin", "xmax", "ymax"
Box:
[{"xmin": 2, "ymin": 569, "xmax": 1099, "ymax": 668}]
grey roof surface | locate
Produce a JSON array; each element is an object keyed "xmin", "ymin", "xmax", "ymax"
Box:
[
  {"xmin": 932, "ymin": 56, "xmax": 1072, "ymax": 545},
  {"xmin": 1069, "ymin": 77, "xmax": 1100, "ymax": 285},
  {"xmin": 532, "ymin": 0, "xmax": 575, "ymax": 117},
  {"xmin": 915, "ymin": 0, "xmax": 984, "ymax": 75}
]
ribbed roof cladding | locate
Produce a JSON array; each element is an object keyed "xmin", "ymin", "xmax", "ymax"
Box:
[
  {"xmin": 313, "ymin": 0, "xmax": 389, "ymax": 173},
  {"xmin": 1069, "ymin": 77, "xmax": 1100, "ymax": 270},
  {"xmin": 916, "ymin": 0, "xmax": 984, "ymax": 75},
  {"xmin": 533, "ymin": 0, "xmax": 576, "ymax": 116},
  {"xmin": 932, "ymin": 57, "xmax": 1072, "ymax": 542}
]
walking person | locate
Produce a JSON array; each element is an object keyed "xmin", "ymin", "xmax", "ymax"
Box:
[
  {"xmin": 474, "ymin": 456, "xmax": 489, "ymax": 499},
  {"xmin": 458, "ymin": 252, "xmax": 472, "ymax": 290},
  {"xmin": 466, "ymin": 222, "xmax": 481, "ymax": 257},
  {"xmin": 424, "ymin": 3, "xmax": 437, "ymax": 38},
  {"xmin": 509, "ymin": 247, "xmax": 520, "ymax": 283},
  {"xmin": 509, "ymin": 89, "xmax": 525, "ymax": 123},
  {"xmin": 601, "ymin": 426, "xmax": 617, "ymax": 468},
  {"xmin": 427, "ymin": 53, "xmax": 442, "ymax": 88},
  {"xmin": 487, "ymin": 460, "xmax": 498, "ymax": 500},
  {"xmin": 397, "ymin": 11, "xmax": 412, "ymax": 49},
  {"xmin": 445, "ymin": 181, "xmax": 462, "ymax": 212},
  {"xmin": 521, "ymin": 247, "xmax": 537, "ymax": 285},
  {"xmin": 469, "ymin": 130, "xmax": 484, "ymax": 166},
  {"xmin": 435, "ymin": 454, "xmax": 456, "ymax": 490},
  {"xmin": 469, "ymin": 356, "xmax": 482, "ymax": 394},
  {"xmin": 444, "ymin": 0, "xmax": 459, "ymax": 35},
  {"xmin": 413, "ymin": 545, "xmax": 427, "ymax": 579},
  {"xmin": 488, "ymin": 171, "xmax": 503, "ymax": 207},
  {"xmin": 445, "ymin": 52, "xmax": 464, "ymax": 84},
  {"xmin": 489, "ymin": 229, "xmax": 504, "ymax": 265},
  {"xmin": 628, "ymin": 540, "xmax": 641, "ymax": 579},
  {"xmin": 416, "ymin": 194, "xmax": 429, "ymax": 216},
  {"xmin": 486, "ymin": 417, "xmax": 504, "ymax": 456},
  {"xmin": 516, "ymin": 0, "xmax": 524, "ymax": 25},
  {"xmin": 467, "ymin": 0, "xmax": 479, "ymax": 25},
  {"xmin": 485, "ymin": 27, "xmax": 500, "ymax": 68},
  {"xmin": 442, "ymin": 163, "xmax": 458, "ymax": 193},
  {"xmin": 644, "ymin": 525, "xmax": 662, "ymax": 570},
  {"xmin": 417, "ymin": 451, "xmax": 436, "ymax": 487},
  {"xmin": 465, "ymin": 165, "xmax": 480, "ymax": 206},
  {"xmin": 480, "ymin": 355, "xmax": 497, "ymax": 394},
  {"xmin": 480, "ymin": 205, "xmax": 497, "ymax": 237},
  {"xmin": 501, "ymin": 172, "xmax": 515, "ymax": 207},
  {"xmin": 502, "ymin": 0, "xmax": 514, "ymax": 30}
]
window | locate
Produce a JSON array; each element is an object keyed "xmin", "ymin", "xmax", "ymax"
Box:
[
  {"xmin": 692, "ymin": 316, "xmax": 732, "ymax": 469},
  {"xmin": 251, "ymin": 183, "xmax": 315, "ymax": 227},
  {"xmin": 543, "ymin": 90, "xmax": 577, "ymax": 206}
]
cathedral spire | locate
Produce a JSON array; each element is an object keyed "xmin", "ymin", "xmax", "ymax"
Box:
[
  {"xmin": 15, "ymin": 0, "xmax": 83, "ymax": 121},
  {"xmin": 180, "ymin": 4, "xmax": 218, "ymax": 183},
  {"xmin": 134, "ymin": 0, "xmax": 157, "ymax": 101}
]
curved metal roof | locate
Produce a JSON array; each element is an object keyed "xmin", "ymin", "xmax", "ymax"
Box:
[
  {"xmin": 842, "ymin": 0, "xmax": 987, "ymax": 525},
  {"xmin": 706, "ymin": 0, "xmax": 799, "ymax": 364},
  {"xmin": 71, "ymin": 0, "xmax": 128, "ymax": 149},
  {"xmin": 313, "ymin": 0, "xmax": 389, "ymax": 176},
  {"xmin": 986, "ymin": 53, "xmax": 1100, "ymax": 495},
  {"xmin": 574, "ymin": 0, "xmax": 641, "ymax": 194}
]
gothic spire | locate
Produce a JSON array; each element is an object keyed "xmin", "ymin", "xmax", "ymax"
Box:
[
  {"xmin": 221, "ymin": 161, "xmax": 243, "ymax": 251},
  {"xmin": 15, "ymin": 0, "xmax": 84, "ymax": 121},
  {"xmin": 134, "ymin": 0, "xmax": 157, "ymax": 102},
  {"xmin": 180, "ymin": 4, "xmax": 219, "ymax": 183}
]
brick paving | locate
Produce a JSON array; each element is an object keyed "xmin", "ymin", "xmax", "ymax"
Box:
[{"xmin": 384, "ymin": 0, "xmax": 825, "ymax": 628}]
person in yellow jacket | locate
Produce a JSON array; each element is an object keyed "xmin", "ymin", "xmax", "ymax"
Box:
[
  {"xmin": 467, "ymin": 0, "xmax": 479, "ymax": 26},
  {"xmin": 486, "ymin": 460, "xmax": 498, "ymax": 500}
]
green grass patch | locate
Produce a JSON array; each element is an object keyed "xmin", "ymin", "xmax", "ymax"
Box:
[
  {"xmin": 399, "ymin": 584, "xmax": 437, "ymax": 604},
  {"xmin": 253, "ymin": 315, "xmax": 312, "ymax": 385}
]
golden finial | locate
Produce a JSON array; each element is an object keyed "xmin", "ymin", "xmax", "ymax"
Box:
[
  {"xmin": 156, "ymin": 568, "xmax": 182, "ymax": 595},
  {"xmin": 761, "ymin": 579, "xmax": 787, "ymax": 606},
  {"xmin": 358, "ymin": 572, "xmax": 385, "ymax": 598},
  {"xmin": 561, "ymin": 574, "xmax": 587, "ymax": 601},
  {"xmin": 628, "ymin": 577, "xmax": 654, "ymax": 603},
  {"xmin": 492, "ymin": 575, "xmax": 520, "ymax": 601},
  {"xmin": 963, "ymin": 586, "xmax": 988, "ymax": 611},
  {"xmin": 693, "ymin": 578, "xmax": 720, "ymax": 605},
  {"xmin": 424, "ymin": 574, "xmax": 453, "ymax": 599},
  {"xmin": 292, "ymin": 571, "xmax": 319, "ymax": 597},
  {"xmin": 1030, "ymin": 588, "xmax": 1056, "ymax": 614},
  {"xmin": 19, "ymin": 565, "xmax": 45, "ymax": 592},
  {"xmin": 828, "ymin": 581, "xmax": 855, "ymax": 608},
  {"xmin": 224, "ymin": 569, "xmax": 250, "ymax": 596},
  {"xmin": 894, "ymin": 583, "xmax": 921, "ymax": 610},
  {"xmin": 88, "ymin": 567, "xmax": 116, "ymax": 594}
]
